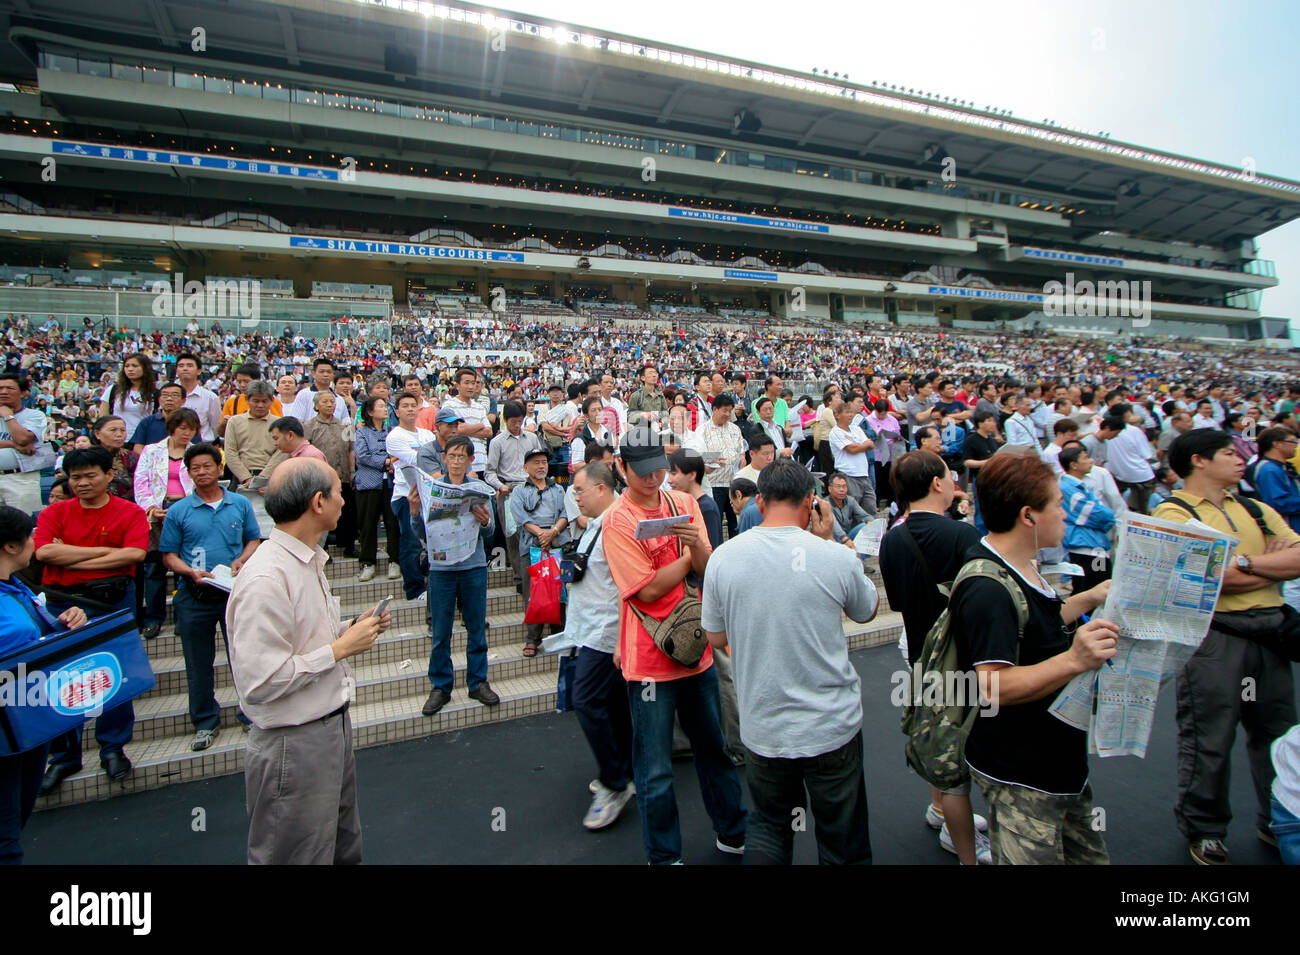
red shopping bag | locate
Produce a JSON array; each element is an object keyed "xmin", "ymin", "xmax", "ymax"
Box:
[{"xmin": 524, "ymin": 553, "xmax": 564, "ymax": 625}]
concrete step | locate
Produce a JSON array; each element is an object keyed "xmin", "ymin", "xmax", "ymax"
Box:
[{"xmin": 35, "ymin": 610, "xmax": 902, "ymax": 810}]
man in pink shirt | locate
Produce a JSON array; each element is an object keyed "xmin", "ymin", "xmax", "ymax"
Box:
[{"xmin": 268, "ymin": 416, "xmax": 328, "ymax": 468}]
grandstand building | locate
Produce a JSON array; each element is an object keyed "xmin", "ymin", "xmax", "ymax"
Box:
[{"xmin": 0, "ymin": 0, "xmax": 1295, "ymax": 345}]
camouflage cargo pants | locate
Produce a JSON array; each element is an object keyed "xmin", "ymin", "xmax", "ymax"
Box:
[{"xmin": 972, "ymin": 770, "xmax": 1109, "ymax": 865}]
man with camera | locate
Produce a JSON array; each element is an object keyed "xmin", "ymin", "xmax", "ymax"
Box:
[{"xmin": 565, "ymin": 462, "xmax": 635, "ymax": 831}]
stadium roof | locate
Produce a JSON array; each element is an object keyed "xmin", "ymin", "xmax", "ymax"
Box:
[{"xmin": 2, "ymin": 0, "xmax": 1298, "ymax": 246}]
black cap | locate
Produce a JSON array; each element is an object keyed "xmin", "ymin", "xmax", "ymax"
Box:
[
  {"xmin": 618, "ymin": 425, "xmax": 669, "ymax": 476},
  {"xmin": 523, "ymin": 447, "xmax": 550, "ymax": 463}
]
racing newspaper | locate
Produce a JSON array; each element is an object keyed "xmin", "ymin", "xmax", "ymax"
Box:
[
  {"xmin": 1050, "ymin": 511, "xmax": 1234, "ymax": 757},
  {"xmin": 408, "ymin": 467, "xmax": 495, "ymax": 566}
]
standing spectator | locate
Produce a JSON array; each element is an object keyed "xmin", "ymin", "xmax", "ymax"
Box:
[
  {"xmin": 879, "ymin": 450, "xmax": 989, "ymax": 864},
  {"xmin": 603, "ymin": 425, "xmax": 747, "ymax": 865},
  {"xmin": 35, "ymin": 447, "xmax": 149, "ymax": 793},
  {"xmin": 950, "ymin": 452, "xmax": 1119, "ymax": 864},
  {"xmin": 287, "ymin": 359, "xmax": 348, "ymax": 424},
  {"xmin": 98, "ymin": 352, "xmax": 156, "ymax": 439},
  {"xmin": 1043, "ymin": 419, "xmax": 1081, "ymax": 476},
  {"xmin": 160, "ymin": 443, "xmax": 261, "ymax": 751},
  {"xmin": 566, "ymin": 463, "xmax": 635, "ymax": 830},
  {"xmin": 274, "ymin": 373, "xmax": 299, "ymax": 415},
  {"xmin": 829, "ymin": 400, "xmax": 877, "ymax": 517},
  {"xmin": 753, "ymin": 396, "xmax": 793, "ymax": 459},
  {"xmin": 485, "ymin": 401, "xmax": 542, "ymax": 587},
  {"xmin": 416, "ymin": 435, "xmax": 499, "ymax": 716},
  {"xmin": 91, "ymin": 415, "xmax": 137, "ymax": 502},
  {"xmin": 1059, "ymin": 445, "xmax": 1117, "ymax": 592},
  {"xmin": 1157, "ymin": 411, "xmax": 1194, "ymax": 467},
  {"xmin": 1253, "ymin": 426, "xmax": 1300, "ymax": 610},
  {"xmin": 694, "ymin": 392, "xmax": 745, "ymax": 537},
  {"xmin": 226, "ymin": 457, "xmax": 391, "ymax": 864},
  {"xmin": 1154, "ymin": 428, "xmax": 1300, "ymax": 865},
  {"xmin": 668, "ymin": 449, "xmax": 722, "ymax": 550},
  {"xmin": 0, "ymin": 505, "xmax": 90, "ymax": 863},
  {"xmin": 0, "ymin": 373, "xmax": 53, "ymax": 513},
  {"xmin": 134, "ymin": 408, "xmax": 200, "ymax": 639},
  {"xmin": 509, "ymin": 447, "xmax": 571, "ymax": 657},
  {"xmin": 385, "ymin": 394, "xmax": 434, "ymax": 601},
  {"xmin": 1003, "ymin": 394, "xmax": 1040, "ymax": 452},
  {"xmin": 1105, "ymin": 405, "xmax": 1157, "ymax": 513},
  {"xmin": 224, "ymin": 380, "xmax": 278, "ymax": 535},
  {"xmin": 962, "ymin": 411, "xmax": 1002, "ymax": 533},
  {"xmin": 218, "ymin": 363, "xmax": 280, "ymax": 438},
  {"xmin": 353, "ymin": 396, "xmax": 400, "ymax": 583},
  {"xmin": 441, "ymin": 367, "xmax": 493, "ymax": 473},
  {"xmin": 702, "ymin": 460, "xmax": 878, "ymax": 864},
  {"xmin": 569, "ymin": 396, "xmax": 613, "ymax": 472},
  {"xmin": 626, "ymin": 365, "xmax": 668, "ymax": 429},
  {"xmin": 174, "ymin": 353, "xmax": 221, "ymax": 441},
  {"xmin": 129, "ymin": 381, "xmax": 186, "ymax": 453},
  {"xmin": 865, "ymin": 399, "xmax": 902, "ymax": 503},
  {"xmin": 304, "ymin": 392, "xmax": 356, "ymax": 557}
]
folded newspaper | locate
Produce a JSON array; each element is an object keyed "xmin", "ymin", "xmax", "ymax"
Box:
[
  {"xmin": 1049, "ymin": 512, "xmax": 1234, "ymax": 758},
  {"xmin": 411, "ymin": 469, "xmax": 495, "ymax": 566}
]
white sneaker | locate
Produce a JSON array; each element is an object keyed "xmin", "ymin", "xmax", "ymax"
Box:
[
  {"xmin": 590, "ymin": 778, "xmax": 636, "ymax": 795},
  {"xmin": 583, "ymin": 782, "xmax": 635, "ymax": 830},
  {"xmin": 940, "ymin": 823, "xmax": 993, "ymax": 864},
  {"xmin": 357, "ymin": 565, "xmax": 376, "ymax": 582},
  {"xmin": 412, "ymin": 592, "xmax": 427, "ymax": 604},
  {"xmin": 386, "ymin": 564, "xmax": 401, "ymax": 580},
  {"xmin": 926, "ymin": 802, "xmax": 989, "ymax": 833}
]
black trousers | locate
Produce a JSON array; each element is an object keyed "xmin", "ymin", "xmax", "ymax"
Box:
[
  {"xmin": 743, "ymin": 729, "xmax": 873, "ymax": 865},
  {"xmin": 712, "ymin": 485, "xmax": 736, "ymax": 538},
  {"xmin": 333, "ymin": 483, "xmax": 358, "ymax": 551},
  {"xmin": 1068, "ymin": 551, "xmax": 1112, "ymax": 594},
  {"xmin": 355, "ymin": 486, "xmax": 399, "ymax": 567},
  {"xmin": 572, "ymin": 647, "xmax": 633, "ymax": 792}
]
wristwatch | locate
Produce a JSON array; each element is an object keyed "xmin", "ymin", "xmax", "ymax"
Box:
[{"xmin": 1235, "ymin": 555, "xmax": 1254, "ymax": 574}]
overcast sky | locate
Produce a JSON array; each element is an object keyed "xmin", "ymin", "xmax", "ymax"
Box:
[{"xmin": 422, "ymin": 0, "xmax": 1300, "ymax": 334}]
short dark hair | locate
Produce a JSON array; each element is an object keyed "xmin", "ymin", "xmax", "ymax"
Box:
[
  {"xmin": 175, "ymin": 352, "xmax": 200, "ymax": 369},
  {"xmin": 581, "ymin": 396, "xmax": 603, "ymax": 418},
  {"xmin": 443, "ymin": 435, "xmax": 474, "ymax": 457},
  {"xmin": 183, "ymin": 442, "xmax": 222, "ymax": 469},
  {"xmin": 567, "ymin": 382, "xmax": 585, "ymax": 401},
  {"xmin": 913, "ymin": 425, "xmax": 938, "ymax": 445},
  {"xmin": 158, "ymin": 381, "xmax": 185, "ymax": 399},
  {"xmin": 313, "ymin": 358, "xmax": 335, "ymax": 371},
  {"xmin": 1168, "ymin": 427, "xmax": 1234, "ymax": 479},
  {"xmin": 975, "ymin": 450, "xmax": 1058, "ymax": 533},
  {"xmin": 360, "ymin": 395, "xmax": 387, "ymax": 423},
  {"xmin": 456, "ymin": 367, "xmax": 476, "ymax": 383},
  {"xmin": 729, "ymin": 477, "xmax": 757, "ymax": 499},
  {"xmin": 668, "ymin": 448, "xmax": 705, "ymax": 485},
  {"xmin": 166, "ymin": 407, "xmax": 201, "ymax": 435},
  {"xmin": 394, "ymin": 391, "xmax": 419, "ymax": 409},
  {"xmin": 62, "ymin": 446, "xmax": 114, "ymax": 475},
  {"xmin": 641, "ymin": 364, "xmax": 657, "ymax": 378},
  {"xmin": 1259, "ymin": 426, "xmax": 1298, "ymax": 456},
  {"xmin": 0, "ymin": 372, "xmax": 27, "ymax": 390},
  {"xmin": 265, "ymin": 461, "xmax": 334, "ymax": 523},
  {"xmin": 1053, "ymin": 418, "xmax": 1080, "ymax": 436},
  {"xmin": 711, "ymin": 391, "xmax": 736, "ymax": 409},
  {"xmin": 1100, "ymin": 415, "xmax": 1126, "ymax": 433},
  {"xmin": 235, "ymin": 362, "xmax": 261, "ymax": 379},
  {"xmin": 0, "ymin": 504, "xmax": 34, "ymax": 549},
  {"xmin": 582, "ymin": 462, "xmax": 618, "ymax": 492},
  {"xmin": 756, "ymin": 459, "xmax": 815, "ymax": 506},
  {"xmin": 502, "ymin": 400, "xmax": 525, "ymax": 421},
  {"xmin": 972, "ymin": 410, "xmax": 996, "ymax": 427},
  {"xmin": 746, "ymin": 431, "xmax": 776, "ymax": 452},
  {"xmin": 1059, "ymin": 444, "xmax": 1088, "ymax": 473},
  {"xmin": 891, "ymin": 450, "xmax": 949, "ymax": 505},
  {"xmin": 584, "ymin": 440, "xmax": 611, "ymax": 464},
  {"xmin": 270, "ymin": 415, "xmax": 305, "ymax": 438}
]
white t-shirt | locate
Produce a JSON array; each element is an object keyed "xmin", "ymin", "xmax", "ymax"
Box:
[
  {"xmin": 830, "ymin": 425, "xmax": 871, "ymax": 477},
  {"xmin": 1106, "ymin": 424, "xmax": 1156, "ymax": 483},
  {"xmin": 442, "ymin": 396, "xmax": 490, "ymax": 468},
  {"xmin": 565, "ymin": 514, "xmax": 621, "ymax": 655},
  {"xmin": 386, "ymin": 426, "xmax": 436, "ymax": 502},
  {"xmin": 100, "ymin": 385, "xmax": 148, "ymax": 436}
]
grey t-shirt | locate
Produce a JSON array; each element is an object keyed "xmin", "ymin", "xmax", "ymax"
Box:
[{"xmin": 701, "ymin": 525, "xmax": 879, "ymax": 758}]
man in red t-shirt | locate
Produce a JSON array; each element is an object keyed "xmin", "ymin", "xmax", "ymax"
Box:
[
  {"xmin": 604, "ymin": 426, "xmax": 747, "ymax": 864},
  {"xmin": 33, "ymin": 446, "xmax": 149, "ymax": 792}
]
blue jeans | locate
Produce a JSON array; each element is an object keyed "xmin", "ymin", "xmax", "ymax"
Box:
[
  {"xmin": 971, "ymin": 478, "xmax": 987, "ymax": 535},
  {"xmin": 142, "ymin": 558, "xmax": 170, "ymax": 626},
  {"xmin": 427, "ymin": 567, "xmax": 488, "ymax": 694},
  {"xmin": 46, "ymin": 584, "xmax": 137, "ymax": 766},
  {"xmin": 392, "ymin": 498, "xmax": 429, "ymax": 600},
  {"xmin": 626, "ymin": 665, "xmax": 747, "ymax": 864},
  {"xmin": 1273, "ymin": 796, "xmax": 1300, "ymax": 866},
  {"xmin": 173, "ymin": 586, "xmax": 249, "ymax": 731},
  {"xmin": 0, "ymin": 745, "xmax": 48, "ymax": 865}
]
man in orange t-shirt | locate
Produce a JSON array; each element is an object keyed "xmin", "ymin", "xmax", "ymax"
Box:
[{"xmin": 604, "ymin": 425, "xmax": 747, "ymax": 864}]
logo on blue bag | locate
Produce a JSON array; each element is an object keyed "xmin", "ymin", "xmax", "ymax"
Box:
[{"xmin": 47, "ymin": 652, "xmax": 122, "ymax": 716}]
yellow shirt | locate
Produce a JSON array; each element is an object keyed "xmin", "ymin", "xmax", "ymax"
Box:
[{"xmin": 1153, "ymin": 489, "xmax": 1300, "ymax": 612}]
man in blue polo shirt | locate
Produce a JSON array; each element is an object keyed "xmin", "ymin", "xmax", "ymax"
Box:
[{"xmin": 160, "ymin": 442, "xmax": 262, "ymax": 752}]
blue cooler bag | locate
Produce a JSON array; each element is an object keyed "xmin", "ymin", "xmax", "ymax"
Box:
[{"xmin": 0, "ymin": 609, "xmax": 155, "ymax": 757}]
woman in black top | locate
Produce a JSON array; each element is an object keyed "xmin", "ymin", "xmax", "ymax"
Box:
[{"xmin": 948, "ymin": 450, "xmax": 1118, "ymax": 864}]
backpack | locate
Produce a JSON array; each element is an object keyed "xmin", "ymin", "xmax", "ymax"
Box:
[{"xmin": 899, "ymin": 556, "xmax": 1028, "ymax": 791}]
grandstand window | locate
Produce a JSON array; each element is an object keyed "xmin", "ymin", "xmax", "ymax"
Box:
[
  {"xmin": 203, "ymin": 76, "xmax": 233, "ymax": 94},
  {"xmin": 110, "ymin": 63, "xmax": 141, "ymax": 82},
  {"xmin": 263, "ymin": 82, "xmax": 290, "ymax": 102},
  {"xmin": 78, "ymin": 57, "xmax": 111, "ymax": 78},
  {"xmin": 234, "ymin": 80, "xmax": 261, "ymax": 98}
]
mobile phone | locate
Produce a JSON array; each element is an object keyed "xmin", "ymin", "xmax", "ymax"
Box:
[{"xmin": 374, "ymin": 595, "xmax": 393, "ymax": 617}]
